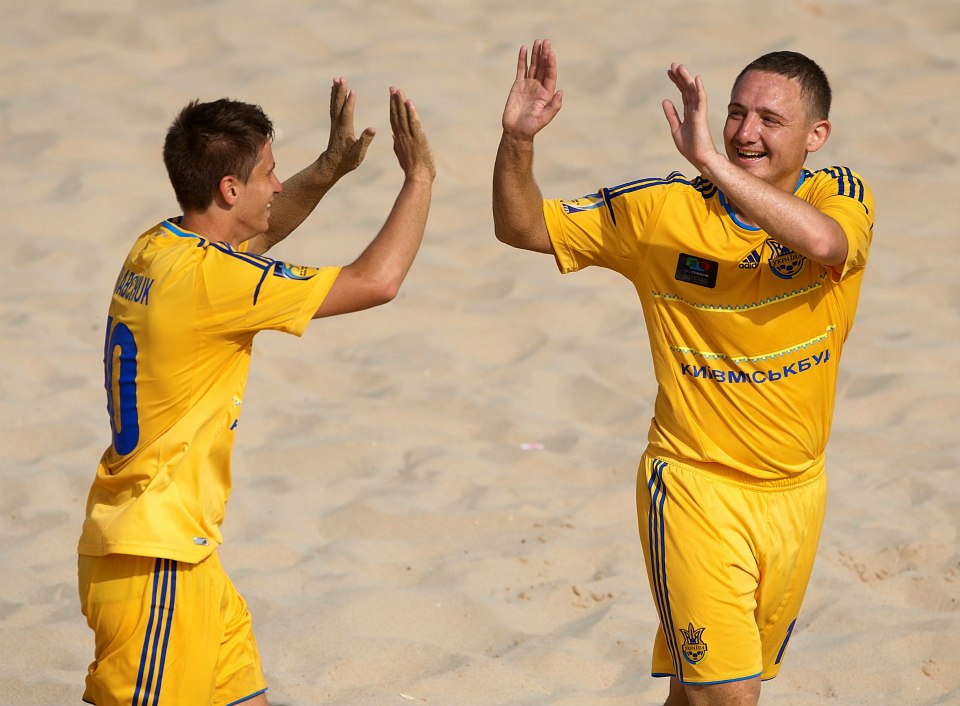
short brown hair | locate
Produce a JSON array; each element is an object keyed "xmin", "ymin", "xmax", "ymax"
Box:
[
  {"xmin": 734, "ymin": 51, "xmax": 832, "ymax": 121},
  {"xmin": 163, "ymin": 98, "xmax": 274, "ymax": 213}
]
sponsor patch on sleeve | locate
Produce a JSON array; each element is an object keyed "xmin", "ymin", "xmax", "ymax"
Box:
[{"xmin": 272, "ymin": 262, "xmax": 318, "ymax": 280}]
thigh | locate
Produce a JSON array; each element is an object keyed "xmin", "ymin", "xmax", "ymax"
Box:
[
  {"xmin": 637, "ymin": 456, "xmax": 765, "ymax": 685},
  {"xmin": 755, "ymin": 472, "xmax": 827, "ymax": 678},
  {"xmin": 79, "ymin": 553, "xmax": 267, "ymax": 706}
]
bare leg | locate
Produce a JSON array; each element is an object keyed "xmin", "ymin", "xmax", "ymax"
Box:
[
  {"xmin": 664, "ymin": 677, "xmax": 691, "ymax": 705},
  {"xmin": 664, "ymin": 676, "xmax": 760, "ymax": 706}
]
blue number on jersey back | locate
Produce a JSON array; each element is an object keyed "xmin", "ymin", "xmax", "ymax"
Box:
[{"xmin": 104, "ymin": 316, "xmax": 140, "ymax": 455}]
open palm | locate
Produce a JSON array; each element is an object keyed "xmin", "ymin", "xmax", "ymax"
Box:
[
  {"xmin": 502, "ymin": 39, "xmax": 563, "ymax": 139},
  {"xmin": 325, "ymin": 78, "xmax": 376, "ymax": 179}
]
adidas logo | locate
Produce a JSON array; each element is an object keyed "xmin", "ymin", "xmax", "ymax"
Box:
[{"xmin": 739, "ymin": 249, "xmax": 761, "ymax": 269}]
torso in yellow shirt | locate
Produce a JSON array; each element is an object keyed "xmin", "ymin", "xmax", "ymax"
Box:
[
  {"xmin": 544, "ymin": 167, "xmax": 875, "ymax": 480},
  {"xmin": 79, "ymin": 219, "xmax": 339, "ymax": 562}
]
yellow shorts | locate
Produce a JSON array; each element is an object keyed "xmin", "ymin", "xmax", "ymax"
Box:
[
  {"xmin": 78, "ymin": 551, "xmax": 267, "ymax": 706},
  {"xmin": 636, "ymin": 452, "xmax": 826, "ymax": 685}
]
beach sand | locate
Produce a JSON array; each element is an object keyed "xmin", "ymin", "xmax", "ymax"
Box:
[{"xmin": 1, "ymin": 1, "xmax": 958, "ymax": 703}]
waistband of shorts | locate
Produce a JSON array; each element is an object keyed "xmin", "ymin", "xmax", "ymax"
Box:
[{"xmin": 643, "ymin": 450, "xmax": 826, "ymax": 491}]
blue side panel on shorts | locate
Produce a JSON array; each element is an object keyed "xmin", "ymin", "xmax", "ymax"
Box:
[
  {"xmin": 133, "ymin": 558, "xmax": 178, "ymax": 706},
  {"xmin": 226, "ymin": 688, "xmax": 268, "ymax": 706},
  {"xmin": 775, "ymin": 618, "xmax": 797, "ymax": 665},
  {"xmin": 648, "ymin": 459, "xmax": 684, "ymax": 680}
]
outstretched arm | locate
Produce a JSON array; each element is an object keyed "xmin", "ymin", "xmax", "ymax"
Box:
[
  {"xmin": 247, "ymin": 78, "xmax": 376, "ymax": 255},
  {"xmin": 492, "ymin": 39, "xmax": 563, "ymax": 254},
  {"xmin": 662, "ymin": 63, "xmax": 846, "ymax": 266},
  {"xmin": 313, "ymin": 87, "xmax": 435, "ymax": 318}
]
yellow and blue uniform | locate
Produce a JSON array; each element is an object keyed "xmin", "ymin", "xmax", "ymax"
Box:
[
  {"xmin": 78, "ymin": 219, "xmax": 339, "ymax": 705},
  {"xmin": 544, "ymin": 167, "xmax": 874, "ymax": 683}
]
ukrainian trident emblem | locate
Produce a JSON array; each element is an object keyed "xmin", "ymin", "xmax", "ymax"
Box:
[{"xmin": 679, "ymin": 623, "xmax": 708, "ymax": 664}]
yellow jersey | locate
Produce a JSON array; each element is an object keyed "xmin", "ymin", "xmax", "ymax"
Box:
[
  {"xmin": 544, "ymin": 167, "xmax": 874, "ymax": 480},
  {"xmin": 79, "ymin": 219, "xmax": 340, "ymax": 562}
]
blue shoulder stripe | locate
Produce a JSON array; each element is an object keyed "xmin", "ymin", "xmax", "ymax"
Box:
[
  {"xmin": 161, "ymin": 218, "xmax": 206, "ymax": 247},
  {"xmin": 820, "ymin": 166, "xmax": 869, "ymax": 213},
  {"xmin": 600, "ymin": 174, "xmax": 716, "ymax": 226},
  {"xmin": 606, "ymin": 171, "xmax": 694, "ymax": 199},
  {"xmin": 206, "ymin": 243, "xmax": 281, "ymax": 305},
  {"xmin": 210, "ymin": 241, "xmax": 274, "ymax": 268},
  {"xmin": 159, "ymin": 220, "xmax": 281, "ymax": 306}
]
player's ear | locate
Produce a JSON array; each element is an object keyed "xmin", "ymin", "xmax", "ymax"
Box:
[
  {"xmin": 219, "ymin": 176, "xmax": 240, "ymax": 205},
  {"xmin": 806, "ymin": 119, "xmax": 831, "ymax": 153}
]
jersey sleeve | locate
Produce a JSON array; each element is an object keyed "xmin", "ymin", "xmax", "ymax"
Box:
[
  {"xmin": 807, "ymin": 167, "xmax": 875, "ymax": 282},
  {"xmin": 543, "ymin": 178, "xmax": 670, "ymax": 278},
  {"xmin": 198, "ymin": 244, "xmax": 340, "ymax": 336}
]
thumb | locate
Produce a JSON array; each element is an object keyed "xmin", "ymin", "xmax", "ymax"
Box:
[
  {"xmin": 662, "ymin": 99, "xmax": 681, "ymax": 132},
  {"xmin": 352, "ymin": 127, "xmax": 376, "ymax": 163}
]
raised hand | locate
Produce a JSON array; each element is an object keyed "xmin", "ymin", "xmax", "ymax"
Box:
[
  {"xmin": 324, "ymin": 77, "xmax": 376, "ymax": 179},
  {"xmin": 389, "ymin": 87, "xmax": 436, "ymax": 182},
  {"xmin": 662, "ymin": 63, "xmax": 722, "ymax": 170},
  {"xmin": 501, "ymin": 39, "xmax": 564, "ymax": 140}
]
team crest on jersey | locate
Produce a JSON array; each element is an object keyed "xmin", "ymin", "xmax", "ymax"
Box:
[
  {"xmin": 679, "ymin": 623, "xmax": 708, "ymax": 664},
  {"xmin": 766, "ymin": 239, "xmax": 806, "ymax": 279},
  {"xmin": 273, "ymin": 262, "xmax": 318, "ymax": 280}
]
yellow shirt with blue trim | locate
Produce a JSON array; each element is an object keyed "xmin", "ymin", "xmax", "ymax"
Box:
[
  {"xmin": 544, "ymin": 167, "xmax": 875, "ymax": 480},
  {"xmin": 79, "ymin": 219, "xmax": 340, "ymax": 562}
]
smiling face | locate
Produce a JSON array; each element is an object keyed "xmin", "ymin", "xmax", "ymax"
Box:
[
  {"xmin": 723, "ymin": 70, "xmax": 830, "ymax": 193},
  {"xmin": 232, "ymin": 141, "xmax": 282, "ymax": 241}
]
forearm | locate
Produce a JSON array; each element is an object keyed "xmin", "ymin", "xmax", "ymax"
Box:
[
  {"xmin": 313, "ymin": 172, "xmax": 433, "ymax": 318},
  {"xmin": 492, "ymin": 134, "xmax": 553, "ymax": 253},
  {"xmin": 256, "ymin": 154, "xmax": 343, "ymax": 253},
  {"xmin": 361, "ymin": 172, "xmax": 433, "ymax": 292},
  {"xmin": 700, "ymin": 154, "xmax": 848, "ymax": 266}
]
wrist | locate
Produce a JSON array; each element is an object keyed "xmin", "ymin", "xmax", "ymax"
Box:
[
  {"xmin": 312, "ymin": 151, "xmax": 344, "ymax": 184},
  {"xmin": 697, "ymin": 150, "xmax": 730, "ymax": 183},
  {"xmin": 499, "ymin": 132, "xmax": 535, "ymax": 153},
  {"xmin": 403, "ymin": 167, "xmax": 436, "ymax": 186}
]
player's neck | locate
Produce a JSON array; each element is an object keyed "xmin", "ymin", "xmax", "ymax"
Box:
[
  {"xmin": 180, "ymin": 210, "xmax": 243, "ymax": 248},
  {"xmin": 725, "ymin": 199, "xmax": 758, "ymax": 229}
]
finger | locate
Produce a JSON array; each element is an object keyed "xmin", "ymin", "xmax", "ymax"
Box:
[
  {"xmin": 535, "ymin": 39, "xmax": 551, "ymax": 85},
  {"xmin": 390, "ymin": 87, "xmax": 409, "ymax": 134},
  {"xmin": 330, "ymin": 77, "xmax": 347, "ymax": 121},
  {"xmin": 404, "ymin": 97, "xmax": 421, "ymax": 136},
  {"xmin": 662, "ymin": 99, "xmax": 681, "ymax": 132},
  {"xmin": 529, "ymin": 39, "xmax": 542, "ymax": 80},
  {"xmin": 515, "ymin": 45, "xmax": 528, "ymax": 82},
  {"xmin": 666, "ymin": 64, "xmax": 683, "ymax": 91},
  {"xmin": 540, "ymin": 39, "xmax": 557, "ymax": 92},
  {"xmin": 389, "ymin": 88, "xmax": 399, "ymax": 134},
  {"xmin": 695, "ymin": 75, "xmax": 707, "ymax": 105},
  {"xmin": 353, "ymin": 126, "xmax": 376, "ymax": 163},
  {"xmin": 547, "ymin": 90, "xmax": 563, "ymax": 116},
  {"xmin": 358, "ymin": 126, "xmax": 376, "ymax": 145},
  {"xmin": 339, "ymin": 88, "xmax": 356, "ymax": 127},
  {"xmin": 674, "ymin": 64, "xmax": 697, "ymax": 92}
]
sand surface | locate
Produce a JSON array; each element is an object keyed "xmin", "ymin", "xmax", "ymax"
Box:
[{"xmin": 1, "ymin": 1, "xmax": 958, "ymax": 704}]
